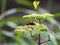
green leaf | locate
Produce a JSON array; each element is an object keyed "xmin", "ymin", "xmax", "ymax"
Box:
[
  {"xmin": 48, "ymin": 32, "xmax": 58, "ymax": 45},
  {"xmin": 15, "ymin": 0, "xmax": 32, "ymax": 7},
  {"xmin": 36, "ymin": 24, "xmax": 47, "ymax": 29},
  {"xmin": 32, "ymin": 24, "xmax": 47, "ymax": 35},
  {"xmin": 54, "ymin": 12, "xmax": 60, "ymax": 18}
]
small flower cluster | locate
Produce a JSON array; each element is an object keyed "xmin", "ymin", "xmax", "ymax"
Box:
[
  {"xmin": 15, "ymin": 24, "xmax": 47, "ymax": 34},
  {"xmin": 15, "ymin": 25, "xmax": 35, "ymax": 32},
  {"xmin": 23, "ymin": 13, "xmax": 54, "ymax": 22},
  {"xmin": 23, "ymin": 13, "xmax": 54, "ymax": 18},
  {"xmin": 23, "ymin": 14, "xmax": 40, "ymax": 18}
]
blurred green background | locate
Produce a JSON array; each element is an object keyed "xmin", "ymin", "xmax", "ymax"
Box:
[{"xmin": 0, "ymin": 0, "xmax": 60, "ymax": 45}]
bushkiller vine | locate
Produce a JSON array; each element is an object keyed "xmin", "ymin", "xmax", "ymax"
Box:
[
  {"xmin": 15, "ymin": 0, "xmax": 56, "ymax": 45},
  {"xmin": 15, "ymin": 13, "xmax": 54, "ymax": 45}
]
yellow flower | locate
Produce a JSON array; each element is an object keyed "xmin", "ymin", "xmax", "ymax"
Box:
[{"xmin": 33, "ymin": 1, "xmax": 40, "ymax": 10}]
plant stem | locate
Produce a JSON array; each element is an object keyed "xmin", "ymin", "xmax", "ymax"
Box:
[
  {"xmin": 1, "ymin": 0, "xmax": 7, "ymax": 13},
  {"xmin": 38, "ymin": 34, "xmax": 40, "ymax": 45},
  {"xmin": 30, "ymin": 31, "xmax": 34, "ymax": 45},
  {"xmin": 31, "ymin": 37, "xmax": 35, "ymax": 45}
]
